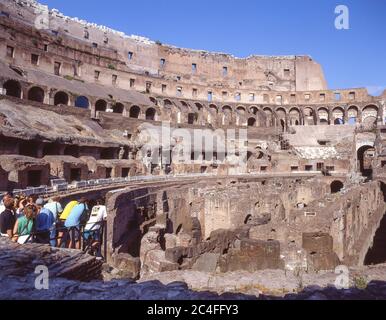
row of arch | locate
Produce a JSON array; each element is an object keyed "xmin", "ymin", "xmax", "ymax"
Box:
[{"xmin": 2, "ymin": 80, "xmax": 381, "ymax": 127}]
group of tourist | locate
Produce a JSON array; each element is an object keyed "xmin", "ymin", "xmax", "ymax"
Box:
[{"xmin": 0, "ymin": 193, "xmax": 107, "ymax": 257}]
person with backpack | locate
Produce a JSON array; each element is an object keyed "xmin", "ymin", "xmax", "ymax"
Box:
[
  {"xmin": 12, "ymin": 204, "xmax": 37, "ymax": 244},
  {"xmin": 64, "ymin": 197, "xmax": 90, "ymax": 249}
]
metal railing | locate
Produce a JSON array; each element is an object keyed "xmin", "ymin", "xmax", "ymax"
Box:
[{"xmin": 20, "ymin": 220, "xmax": 108, "ymax": 260}]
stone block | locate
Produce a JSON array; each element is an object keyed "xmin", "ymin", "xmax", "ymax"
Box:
[
  {"xmin": 302, "ymin": 233, "xmax": 334, "ymax": 254},
  {"xmin": 220, "ymin": 239, "xmax": 282, "ymax": 272}
]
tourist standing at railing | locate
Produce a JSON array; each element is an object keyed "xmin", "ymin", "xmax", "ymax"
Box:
[
  {"xmin": 44, "ymin": 196, "xmax": 63, "ymax": 247},
  {"xmin": 57, "ymin": 199, "xmax": 78, "ymax": 247},
  {"xmin": 84, "ymin": 199, "xmax": 107, "ymax": 258},
  {"xmin": 34, "ymin": 198, "xmax": 55, "ymax": 245},
  {"xmin": 64, "ymin": 197, "xmax": 90, "ymax": 249},
  {"xmin": 0, "ymin": 197, "xmax": 16, "ymax": 238},
  {"xmin": 12, "ymin": 204, "xmax": 37, "ymax": 244}
]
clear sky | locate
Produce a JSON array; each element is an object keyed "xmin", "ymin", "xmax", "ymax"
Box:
[{"xmin": 41, "ymin": 0, "xmax": 386, "ymax": 95}]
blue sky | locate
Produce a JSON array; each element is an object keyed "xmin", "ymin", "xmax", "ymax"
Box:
[{"xmin": 41, "ymin": 0, "xmax": 386, "ymax": 95}]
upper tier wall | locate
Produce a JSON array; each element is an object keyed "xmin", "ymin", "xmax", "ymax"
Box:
[{"xmin": 1, "ymin": 0, "xmax": 327, "ymax": 94}]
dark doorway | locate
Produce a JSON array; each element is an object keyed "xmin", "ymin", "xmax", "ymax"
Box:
[
  {"xmin": 27, "ymin": 170, "xmax": 42, "ymax": 187},
  {"xmin": 100, "ymin": 148, "xmax": 117, "ymax": 160},
  {"xmin": 43, "ymin": 143, "xmax": 61, "ymax": 156},
  {"xmin": 95, "ymin": 100, "xmax": 107, "ymax": 112},
  {"xmin": 19, "ymin": 140, "xmax": 39, "ymax": 158},
  {"xmin": 130, "ymin": 106, "xmax": 140, "ymax": 118},
  {"xmin": 248, "ymin": 118, "xmax": 256, "ymax": 127},
  {"xmin": 54, "ymin": 91, "xmax": 69, "ymax": 106},
  {"xmin": 113, "ymin": 103, "xmax": 124, "ymax": 114},
  {"xmin": 146, "ymin": 108, "xmax": 156, "ymax": 121},
  {"xmin": 106, "ymin": 168, "xmax": 112, "ymax": 179},
  {"xmin": 70, "ymin": 168, "xmax": 81, "ymax": 182},
  {"xmin": 121, "ymin": 168, "xmax": 130, "ymax": 177},
  {"xmin": 64, "ymin": 145, "xmax": 79, "ymax": 158},
  {"xmin": 364, "ymin": 213, "xmax": 386, "ymax": 265},
  {"xmin": 331, "ymin": 180, "xmax": 344, "ymax": 194},
  {"xmin": 188, "ymin": 113, "xmax": 195, "ymax": 125},
  {"xmin": 28, "ymin": 86, "xmax": 45, "ymax": 103},
  {"xmin": 357, "ymin": 146, "xmax": 374, "ymax": 179},
  {"xmin": 3, "ymin": 80, "xmax": 21, "ymax": 98}
]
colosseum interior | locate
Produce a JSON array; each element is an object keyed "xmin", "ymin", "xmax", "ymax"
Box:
[{"xmin": 1, "ymin": 0, "xmax": 386, "ymax": 300}]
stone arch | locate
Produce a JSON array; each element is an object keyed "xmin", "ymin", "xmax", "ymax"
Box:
[
  {"xmin": 27, "ymin": 86, "xmax": 45, "ymax": 103},
  {"xmin": 222, "ymin": 105, "xmax": 233, "ymax": 125},
  {"xmin": 164, "ymin": 99, "xmax": 173, "ymax": 108},
  {"xmin": 146, "ymin": 107, "xmax": 156, "ymax": 121},
  {"xmin": 54, "ymin": 91, "xmax": 69, "ymax": 106},
  {"xmin": 357, "ymin": 145, "xmax": 375, "ymax": 178},
  {"xmin": 318, "ymin": 107, "xmax": 330, "ymax": 125},
  {"xmin": 248, "ymin": 117, "xmax": 256, "ymax": 127},
  {"xmin": 129, "ymin": 105, "xmax": 141, "ymax": 118},
  {"xmin": 250, "ymin": 106, "xmax": 259, "ymax": 115},
  {"xmin": 303, "ymin": 107, "xmax": 316, "ymax": 125},
  {"xmin": 289, "ymin": 108, "xmax": 301, "ymax": 126},
  {"xmin": 362, "ymin": 105, "xmax": 378, "ymax": 125},
  {"xmin": 113, "ymin": 103, "xmax": 124, "ymax": 114},
  {"xmin": 95, "ymin": 99, "xmax": 107, "ymax": 112},
  {"xmin": 348, "ymin": 106, "xmax": 359, "ymax": 125},
  {"xmin": 263, "ymin": 107, "xmax": 274, "ymax": 127},
  {"xmin": 3, "ymin": 80, "xmax": 22, "ymax": 98},
  {"xmin": 330, "ymin": 180, "xmax": 344, "ymax": 193},
  {"xmin": 149, "ymin": 97, "xmax": 158, "ymax": 106},
  {"xmin": 74, "ymin": 96, "xmax": 89, "ymax": 109},
  {"xmin": 332, "ymin": 107, "xmax": 345, "ymax": 125}
]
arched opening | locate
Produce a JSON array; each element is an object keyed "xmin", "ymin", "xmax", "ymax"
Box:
[
  {"xmin": 64, "ymin": 145, "xmax": 79, "ymax": 158},
  {"xmin": 101, "ymin": 148, "xmax": 117, "ymax": 160},
  {"xmin": 3, "ymin": 80, "xmax": 21, "ymax": 98},
  {"xmin": 304, "ymin": 107, "xmax": 315, "ymax": 125},
  {"xmin": 54, "ymin": 91, "xmax": 69, "ymax": 106},
  {"xmin": 333, "ymin": 107, "xmax": 345, "ymax": 125},
  {"xmin": 248, "ymin": 118, "xmax": 256, "ymax": 127},
  {"xmin": 362, "ymin": 105, "xmax": 378, "ymax": 125},
  {"xmin": 250, "ymin": 106, "xmax": 258, "ymax": 115},
  {"xmin": 264, "ymin": 108, "xmax": 274, "ymax": 127},
  {"xmin": 364, "ymin": 183, "xmax": 386, "ymax": 265},
  {"xmin": 318, "ymin": 108, "xmax": 329, "ymax": 125},
  {"xmin": 289, "ymin": 108, "xmax": 301, "ymax": 126},
  {"xmin": 130, "ymin": 105, "xmax": 140, "ymax": 118},
  {"xmin": 74, "ymin": 96, "xmax": 89, "ymax": 109},
  {"xmin": 27, "ymin": 86, "xmax": 45, "ymax": 103},
  {"xmin": 95, "ymin": 100, "xmax": 107, "ymax": 112},
  {"xmin": 357, "ymin": 145, "xmax": 375, "ymax": 178},
  {"xmin": 19, "ymin": 140, "xmax": 40, "ymax": 158},
  {"xmin": 348, "ymin": 106, "xmax": 359, "ymax": 125},
  {"xmin": 364, "ymin": 212, "xmax": 386, "ymax": 265},
  {"xmin": 330, "ymin": 180, "xmax": 344, "ymax": 194},
  {"xmin": 334, "ymin": 118, "xmax": 344, "ymax": 125},
  {"xmin": 146, "ymin": 108, "xmax": 156, "ymax": 121},
  {"xmin": 188, "ymin": 113, "xmax": 195, "ymax": 125},
  {"xmin": 113, "ymin": 103, "xmax": 124, "ymax": 114},
  {"xmin": 43, "ymin": 143, "xmax": 61, "ymax": 156},
  {"xmin": 244, "ymin": 215, "xmax": 252, "ymax": 224}
]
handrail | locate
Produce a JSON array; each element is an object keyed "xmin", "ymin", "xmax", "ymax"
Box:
[{"xmin": 18, "ymin": 220, "xmax": 108, "ymax": 260}]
